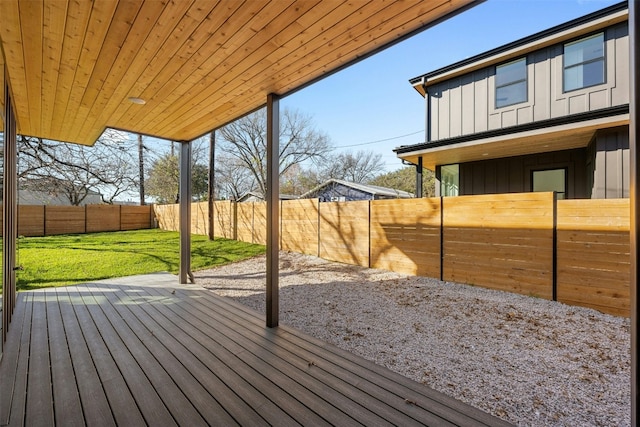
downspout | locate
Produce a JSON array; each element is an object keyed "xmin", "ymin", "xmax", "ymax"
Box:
[
  {"xmin": 424, "ymin": 79, "xmax": 442, "ymax": 198},
  {"xmin": 412, "ymin": 79, "xmax": 430, "ymax": 198},
  {"xmin": 424, "ymin": 79, "xmax": 431, "ymax": 143}
]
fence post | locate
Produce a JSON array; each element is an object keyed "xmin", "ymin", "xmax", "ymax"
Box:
[
  {"xmin": 279, "ymin": 200, "xmax": 283, "ymax": 250},
  {"xmin": 233, "ymin": 200, "xmax": 238, "ymax": 241},
  {"xmin": 43, "ymin": 205, "xmax": 47, "ymax": 236},
  {"xmin": 368, "ymin": 200, "xmax": 372, "ymax": 268},
  {"xmin": 317, "ymin": 199, "xmax": 321, "ymax": 258},
  {"xmin": 84, "ymin": 204, "xmax": 88, "ymax": 234}
]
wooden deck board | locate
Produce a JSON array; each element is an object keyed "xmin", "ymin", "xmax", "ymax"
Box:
[
  {"xmin": 103, "ymin": 285, "xmax": 291, "ymax": 426},
  {"xmin": 0, "ymin": 293, "xmax": 31, "ymax": 427},
  {"xmin": 138, "ymin": 284, "xmax": 441, "ymax": 427},
  {"xmin": 26, "ymin": 293, "xmax": 54, "ymax": 426},
  {"xmin": 124, "ymin": 284, "xmax": 329, "ymax": 426},
  {"xmin": 45, "ymin": 291, "xmax": 84, "ymax": 427},
  {"xmin": 79, "ymin": 283, "xmax": 207, "ymax": 427},
  {"xmin": 77, "ymin": 285, "xmax": 179, "ymax": 427},
  {"xmin": 0, "ymin": 273, "xmax": 511, "ymax": 427},
  {"xmin": 95, "ymin": 286, "xmax": 240, "ymax": 426},
  {"xmin": 178, "ymin": 286, "xmax": 491, "ymax": 427},
  {"xmin": 135, "ymin": 285, "xmax": 368, "ymax": 426},
  {"xmin": 55, "ymin": 290, "xmax": 115, "ymax": 426},
  {"xmin": 66, "ymin": 289, "xmax": 147, "ymax": 426}
]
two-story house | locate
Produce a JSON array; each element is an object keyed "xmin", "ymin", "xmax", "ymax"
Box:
[{"xmin": 394, "ymin": 1, "xmax": 629, "ymax": 199}]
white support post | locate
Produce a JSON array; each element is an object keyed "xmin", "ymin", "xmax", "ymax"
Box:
[
  {"xmin": 179, "ymin": 140, "xmax": 192, "ymax": 284},
  {"xmin": 266, "ymin": 93, "xmax": 280, "ymax": 328}
]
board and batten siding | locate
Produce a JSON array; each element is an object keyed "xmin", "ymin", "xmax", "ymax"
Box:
[
  {"xmin": 455, "ymin": 147, "xmax": 588, "ymax": 198},
  {"xmin": 427, "ymin": 22, "xmax": 628, "ymax": 141},
  {"xmin": 588, "ymin": 126, "xmax": 630, "ymax": 198}
]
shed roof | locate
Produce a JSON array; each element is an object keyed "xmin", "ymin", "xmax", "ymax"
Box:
[{"xmin": 0, "ymin": 0, "xmax": 477, "ymax": 146}]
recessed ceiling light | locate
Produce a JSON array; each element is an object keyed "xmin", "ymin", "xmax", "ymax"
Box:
[
  {"xmin": 482, "ymin": 153, "xmax": 489, "ymax": 156},
  {"xmin": 128, "ymin": 97, "xmax": 146, "ymax": 105}
]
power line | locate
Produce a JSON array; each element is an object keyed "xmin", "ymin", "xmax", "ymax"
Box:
[{"xmin": 333, "ymin": 130, "xmax": 424, "ymax": 148}]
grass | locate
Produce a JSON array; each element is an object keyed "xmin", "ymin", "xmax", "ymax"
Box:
[{"xmin": 6, "ymin": 229, "xmax": 265, "ymax": 291}]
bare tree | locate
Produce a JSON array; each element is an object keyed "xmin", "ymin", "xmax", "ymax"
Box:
[
  {"xmin": 214, "ymin": 154, "xmax": 257, "ymax": 200},
  {"xmin": 218, "ymin": 108, "xmax": 332, "ymax": 195},
  {"xmin": 319, "ymin": 150, "xmax": 385, "ymax": 183},
  {"xmin": 18, "ymin": 130, "xmax": 138, "ymax": 205}
]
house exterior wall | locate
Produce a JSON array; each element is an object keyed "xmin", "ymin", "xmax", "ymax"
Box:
[
  {"xmin": 427, "ymin": 22, "xmax": 629, "ymax": 141},
  {"xmin": 308, "ymin": 182, "xmax": 374, "ymax": 202},
  {"xmin": 587, "ymin": 126, "xmax": 629, "ymax": 198},
  {"xmin": 442, "ymin": 148, "xmax": 589, "ymax": 198}
]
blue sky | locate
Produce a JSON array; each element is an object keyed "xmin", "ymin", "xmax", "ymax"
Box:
[{"xmin": 280, "ymin": 0, "xmax": 621, "ymax": 172}]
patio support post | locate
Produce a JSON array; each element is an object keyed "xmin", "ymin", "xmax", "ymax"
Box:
[
  {"xmin": 179, "ymin": 140, "xmax": 192, "ymax": 284},
  {"xmin": 2, "ymin": 79, "xmax": 17, "ymax": 345},
  {"xmin": 208, "ymin": 131, "xmax": 215, "ymax": 240},
  {"xmin": 266, "ymin": 93, "xmax": 280, "ymax": 328},
  {"xmin": 631, "ymin": 1, "xmax": 639, "ymax": 423}
]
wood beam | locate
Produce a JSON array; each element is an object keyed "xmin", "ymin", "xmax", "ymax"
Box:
[{"xmin": 266, "ymin": 94, "xmax": 280, "ymax": 328}]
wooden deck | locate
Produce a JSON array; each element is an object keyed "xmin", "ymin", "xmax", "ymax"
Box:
[{"xmin": 0, "ymin": 273, "xmax": 511, "ymax": 426}]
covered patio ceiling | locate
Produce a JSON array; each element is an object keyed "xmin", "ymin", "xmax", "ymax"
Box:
[{"xmin": 0, "ymin": 0, "xmax": 478, "ymax": 146}]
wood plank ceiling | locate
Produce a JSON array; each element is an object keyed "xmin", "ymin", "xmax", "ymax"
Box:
[{"xmin": 0, "ymin": 0, "xmax": 477, "ymax": 146}]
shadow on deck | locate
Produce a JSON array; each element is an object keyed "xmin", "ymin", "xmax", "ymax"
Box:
[{"xmin": 0, "ymin": 273, "xmax": 511, "ymax": 426}]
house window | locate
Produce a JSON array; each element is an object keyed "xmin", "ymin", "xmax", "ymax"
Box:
[
  {"xmin": 564, "ymin": 32, "xmax": 605, "ymax": 92},
  {"xmin": 495, "ymin": 58, "xmax": 527, "ymax": 108},
  {"xmin": 532, "ymin": 168, "xmax": 566, "ymax": 199},
  {"xmin": 440, "ymin": 164, "xmax": 459, "ymax": 197}
]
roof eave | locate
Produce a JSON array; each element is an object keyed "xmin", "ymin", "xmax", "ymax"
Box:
[{"xmin": 408, "ymin": 1, "xmax": 628, "ymax": 90}]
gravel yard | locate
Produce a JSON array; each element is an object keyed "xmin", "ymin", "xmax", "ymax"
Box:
[{"xmin": 195, "ymin": 251, "xmax": 630, "ymax": 427}]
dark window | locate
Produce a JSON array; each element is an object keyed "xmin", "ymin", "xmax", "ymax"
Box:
[
  {"xmin": 532, "ymin": 168, "xmax": 566, "ymax": 199},
  {"xmin": 564, "ymin": 33, "xmax": 605, "ymax": 92},
  {"xmin": 495, "ymin": 58, "xmax": 527, "ymax": 108},
  {"xmin": 440, "ymin": 164, "xmax": 459, "ymax": 197}
]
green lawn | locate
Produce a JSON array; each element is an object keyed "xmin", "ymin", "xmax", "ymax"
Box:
[{"xmin": 5, "ymin": 229, "xmax": 264, "ymax": 291}]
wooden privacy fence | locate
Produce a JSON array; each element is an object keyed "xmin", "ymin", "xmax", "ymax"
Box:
[
  {"xmin": 154, "ymin": 193, "xmax": 630, "ymax": 317},
  {"xmin": 0, "ymin": 204, "xmax": 154, "ymax": 237}
]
